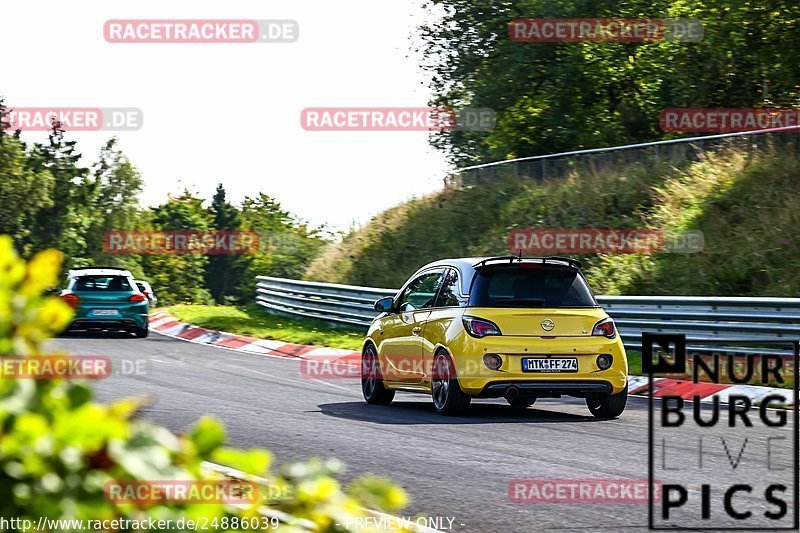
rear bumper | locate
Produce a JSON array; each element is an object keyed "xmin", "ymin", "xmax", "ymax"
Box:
[
  {"xmin": 70, "ymin": 302, "xmax": 149, "ymax": 330},
  {"xmin": 478, "ymin": 380, "xmax": 614, "ymax": 399},
  {"xmin": 68, "ymin": 311, "xmax": 148, "ymax": 330},
  {"xmin": 68, "ymin": 318, "xmax": 142, "ymax": 331},
  {"xmin": 448, "ymin": 332, "xmax": 629, "ymax": 396}
]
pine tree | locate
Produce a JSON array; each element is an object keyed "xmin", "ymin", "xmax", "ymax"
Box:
[
  {"xmin": 28, "ymin": 120, "xmax": 90, "ymax": 259},
  {"xmin": 205, "ymin": 184, "xmax": 244, "ymax": 304}
]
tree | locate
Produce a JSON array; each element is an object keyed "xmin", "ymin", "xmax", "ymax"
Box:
[
  {"xmin": 419, "ymin": 0, "xmax": 800, "ymax": 166},
  {"xmin": 27, "ymin": 121, "xmax": 92, "ymax": 261},
  {"xmin": 140, "ymin": 190, "xmax": 213, "ymax": 305},
  {"xmin": 240, "ymin": 193, "xmax": 328, "ymax": 287},
  {"xmin": 206, "ymin": 184, "xmax": 245, "ymax": 304},
  {"xmin": 82, "ymin": 139, "xmax": 144, "ymax": 271},
  {"xmin": 0, "ymin": 135, "xmax": 54, "ymax": 255}
]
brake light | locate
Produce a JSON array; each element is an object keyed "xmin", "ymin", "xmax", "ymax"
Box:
[
  {"xmin": 129, "ymin": 293, "xmax": 147, "ymax": 303},
  {"xmin": 462, "ymin": 316, "xmax": 502, "ymax": 338},
  {"xmin": 592, "ymin": 317, "xmax": 616, "ymax": 339},
  {"xmin": 60, "ymin": 293, "xmax": 80, "ymax": 309}
]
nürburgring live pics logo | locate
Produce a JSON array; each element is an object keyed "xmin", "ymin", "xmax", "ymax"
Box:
[{"xmin": 644, "ymin": 333, "xmax": 799, "ymax": 530}]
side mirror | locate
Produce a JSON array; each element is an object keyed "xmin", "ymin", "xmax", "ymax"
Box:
[
  {"xmin": 152, "ymin": 289, "xmax": 159, "ymax": 295},
  {"xmin": 374, "ymin": 297, "xmax": 394, "ymax": 314}
]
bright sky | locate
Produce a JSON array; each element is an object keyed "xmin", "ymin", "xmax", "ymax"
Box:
[{"xmin": 3, "ymin": 0, "xmax": 449, "ymax": 232}]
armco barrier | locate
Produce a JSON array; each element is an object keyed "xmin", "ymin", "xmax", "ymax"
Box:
[
  {"xmin": 444, "ymin": 125, "xmax": 800, "ymax": 189},
  {"xmin": 256, "ymin": 276, "xmax": 800, "ymax": 355}
]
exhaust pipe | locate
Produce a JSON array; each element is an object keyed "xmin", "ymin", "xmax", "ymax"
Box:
[{"xmin": 505, "ymin": 386, "xmax": 519, "ymax": 401}]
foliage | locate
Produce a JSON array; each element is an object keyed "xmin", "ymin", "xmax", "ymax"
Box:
[
  {"xmin": 0, "ymin": 135, "xmax": 54, "ymax": 256},
  {"xmin": 0, "ymin": 105, "xmax": 328, "ymax": 309},
  {"xmin": 419, "ymin": 0, "xmax": 800, "ymax": 166},
  {"xmin": 305, "ymin": 146, "xmax": 800, "ymax": 297},
  {"xmin": 26, "ymin": 124, "xmax": 90, "ymax": 261},
  {"xmin": 0, "ymin": 235, "xmax": 407, "ymax": 531},
  {"xmin": 139, "ymin": 190, "xmax": 215, "ymax": 306},
  {"xmin": 206, "ymin": 184, "xmax": 246, "ymax": 304},
  {"xmin": 80, "ymin": 139, "xmax": 145, "ymax": 272},
  {"xmin": 240, "ymin": 194, "xmax": 329, "ymax": 294}
]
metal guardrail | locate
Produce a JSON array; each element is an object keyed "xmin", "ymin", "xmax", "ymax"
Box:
[
  {"xmin": 256, "ymin": 276, "xmax": 800, "ymax": 355},
  {"xmin": 444, "ymin": 125, "xmax": 800, "ymax": 189}
]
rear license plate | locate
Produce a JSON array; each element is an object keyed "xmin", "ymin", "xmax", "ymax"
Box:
[
  {"xmin": 522, "ymin": 357, "xmax": 578, "ymax": 373},
  {"xmin": 89, "ymin": 309, "xmax": 120, "ymax": 317}
]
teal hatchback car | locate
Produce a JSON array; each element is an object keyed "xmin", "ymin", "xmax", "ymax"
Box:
[{"xmin": 60, "ymin": 267, "xmax": 150, "ymax": 337}]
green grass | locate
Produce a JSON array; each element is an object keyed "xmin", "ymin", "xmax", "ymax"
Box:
[
  {"xmin": 305, "ymin": 147, "xmax": 800, "ymax": 297},
  {"xmin": 162, "ymin": 303, "xmax": 366, "ymax": 351},
  {"xmin": 627, "ymin": 350, "xmax": 642, "ymax": 376}
]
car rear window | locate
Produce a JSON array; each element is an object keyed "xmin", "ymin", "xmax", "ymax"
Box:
[
  {"xmin": 468, "ymin": 266, "xmax": 597, "ymax": 308},
  {"xmin": 71, "ymin": 276, "xmax": 132, "ymax": 292}
]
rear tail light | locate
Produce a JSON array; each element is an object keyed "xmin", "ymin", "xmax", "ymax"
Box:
[
  {"xmin": 60, "ymin": 293, "xmax": 80, "ymax": 309},
  {"xmin": 129, "ymin": 293, "xmax": 147, "ymax": 303},
  {"xmin": 591, "ymin": 317, "xmax": 616, "ymax": 339},
  {"xmin": 463, "ymin": 316, "xmax": 502, "ymax": 338}
]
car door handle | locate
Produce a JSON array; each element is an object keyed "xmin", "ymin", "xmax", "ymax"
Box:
[{"xmin": 412, "ymin": 326, "xmax": 421, "ymax": 336}]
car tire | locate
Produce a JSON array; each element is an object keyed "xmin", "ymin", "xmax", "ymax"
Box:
[
  {"xmin": 507, "ymin": 397, "xmax": 536, "ymax": 408},
  {"xmin": 432, "ymin": 351, "xmax": 471, "ymax": 416},
  {"xmin": 586, "ymin": 387, "xmax": 627, "ymax": 418},
  {"xmin": 362, "ymin": 345, "xmax": 395, "ymax": 405},
  {"xmin": 134, "ymin": 324, "xmax": 149, "ymax": 338}
]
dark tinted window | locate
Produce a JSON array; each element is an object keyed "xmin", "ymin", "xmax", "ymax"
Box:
[
  {"xmin": 468, "ymin": 266, "xmax": 596, "ymax": 308},
  {"xmin": 435, "ymin": 269, "xmax": 462, "ymax": 307},
  {"xmin": 71, "ymin": 275, "xmax": 132, "ymax": 292},
  {"xmin": 397, "ymin": 270, "xmax": 445, "ymax": 312}
]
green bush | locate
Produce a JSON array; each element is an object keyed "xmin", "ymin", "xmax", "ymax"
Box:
[{"xmin": 0, "ymin": 235, "xmax": 407, "ymax": 531}]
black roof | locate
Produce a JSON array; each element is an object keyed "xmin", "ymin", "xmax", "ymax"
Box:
[{"xmin": 406, "ymin": 256, "xmax": 583, "ymax": 295}]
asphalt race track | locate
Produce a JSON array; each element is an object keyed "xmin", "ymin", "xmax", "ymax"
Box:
[{"xmin": 51, "ymin": 331, "xmax": 797, "ymax": 533}]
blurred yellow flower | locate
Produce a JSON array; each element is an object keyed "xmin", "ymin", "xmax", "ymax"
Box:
[
  {"xmin": 0, "ymin": 235, "xmax": 26, "ymax": 289},
  {"xmin": 22, "ymin": 249, "xmax": 63, "ymax": 296},
  {"xmin": 34, "ymin": 298, "xmax": 73, "ymax": 334}
]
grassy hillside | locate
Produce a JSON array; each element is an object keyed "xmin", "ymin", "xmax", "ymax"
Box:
[{"xmin": 305, "ymin": 146, "xmax": 800, "ymax": 296}]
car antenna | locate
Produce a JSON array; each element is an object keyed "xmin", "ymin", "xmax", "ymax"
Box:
[{"xmin": 517, "ymin": 249, "xmax": 523, "ymax": 260}]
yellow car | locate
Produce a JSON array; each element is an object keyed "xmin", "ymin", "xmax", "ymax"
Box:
[{"xmin": 362, "ymin": 256, "xmax": 628, "ymax": 416}]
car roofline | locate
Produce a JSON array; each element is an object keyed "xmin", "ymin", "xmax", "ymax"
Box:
[
  {"xmin": 403, "ymin": 256, "xmax": 584, "ymax": 298},
  {"xmin": 68, "ymin": 268, "xmax": 134, "ymax": 277},
  {"xmin": 473, "ymin": 256, "xmax": 583, "ymax": 270},
  {"xmin": 71, "ymin": 266, "xmax": 129, "ymax": 271}
]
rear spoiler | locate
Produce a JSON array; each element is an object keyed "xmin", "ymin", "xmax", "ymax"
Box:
[
  {"xmin": 67, "ymin": 267, "xmax": 133, "ymax": 277},
  {"xmin": 80, "ymin": 266, "xmax": 129, "ymax": 271},
  {"xmin": 473, "ymin": 256, "xmax": 583, "ymax": 270}
]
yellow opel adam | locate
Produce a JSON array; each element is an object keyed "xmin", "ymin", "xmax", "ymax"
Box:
[{"xmin": 361, "ymin": 257, "xmax": 628, "ymax": 416}]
